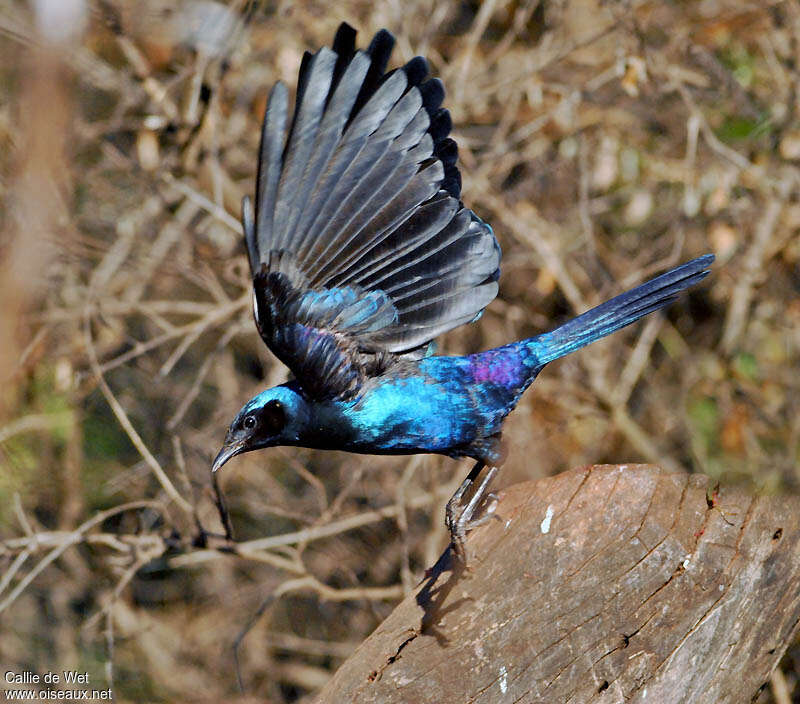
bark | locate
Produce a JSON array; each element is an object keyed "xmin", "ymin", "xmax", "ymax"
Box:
[{"xmin": 317, "ymin": 464, "xmax": 800, "ymax": 703}]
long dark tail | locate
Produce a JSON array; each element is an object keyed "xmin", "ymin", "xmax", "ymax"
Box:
[{"xmin": 530, "ymin": 254, "xmax": 714, "ymax": 365}]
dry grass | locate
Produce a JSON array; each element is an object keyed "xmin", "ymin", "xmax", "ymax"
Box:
[{"xmin": 1, "ymin": 0, "xmax": 798, "ymax": 701}]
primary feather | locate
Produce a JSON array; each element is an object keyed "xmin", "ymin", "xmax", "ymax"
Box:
[{"xmin": 244, "ymin": 23, "xmax": 500, "ymax": 400}]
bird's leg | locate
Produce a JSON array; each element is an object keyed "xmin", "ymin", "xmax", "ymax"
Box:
[
  {"xmin": 446, "ymin": 461, "xmax": 484, "ymax": 528},
  {"xmin": 446, "ymin": 461, "xmax": 498, "ymax": 563}
]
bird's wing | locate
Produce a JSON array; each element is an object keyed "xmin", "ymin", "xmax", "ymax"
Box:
[{"xmin": 243, "ymin": 23, "xmax": 501, "ymax": 400}]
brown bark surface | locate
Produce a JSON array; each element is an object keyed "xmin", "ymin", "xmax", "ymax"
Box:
[{"xmin": 317, "ymin": 465, "xmax": 800, "ymax": 703}]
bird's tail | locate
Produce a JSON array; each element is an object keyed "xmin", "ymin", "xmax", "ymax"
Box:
[{"xmin": 530, "ymin": 254, "xmax": 714, "ymax": 365}]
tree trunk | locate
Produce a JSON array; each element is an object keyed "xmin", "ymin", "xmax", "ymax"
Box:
[{"xmin": 317, "ymin": 464, "xmax": 800, "ymax": 703}]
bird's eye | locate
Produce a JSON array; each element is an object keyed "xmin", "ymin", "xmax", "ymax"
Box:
[
  {"xmin": 263, "ymin": 399, "xmax": 286, "ymax": 434},
  {"xmin": 243, "ymin": 415, "xmax": 256, "ymax": 429}
]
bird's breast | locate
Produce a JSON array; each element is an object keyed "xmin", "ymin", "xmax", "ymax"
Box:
[{"xmin": 325, "ymin": 373, "xmax": 478, "ymax": 456}]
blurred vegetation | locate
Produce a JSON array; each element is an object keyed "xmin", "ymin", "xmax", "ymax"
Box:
[{"xmin": 1, "ymin": 0, "xmax": 798, "ymax": 701}]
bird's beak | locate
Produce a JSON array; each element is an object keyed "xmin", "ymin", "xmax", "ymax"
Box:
[{"xmin": 212, "ymin": 439, "xmax": 246, "ymax": 473}]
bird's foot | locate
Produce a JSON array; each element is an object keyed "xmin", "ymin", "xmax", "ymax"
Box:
[
  {"xmin": 462, "ymin": 491, "xmax": 499, "ymax": 529},
  {"xmin": 446, "ymin": 464, "xmax": 498, "ymax": 565}
]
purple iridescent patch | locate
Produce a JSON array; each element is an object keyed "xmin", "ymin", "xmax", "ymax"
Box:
[{"xmin": 468, "ymin": 348, "xmax": 522, "ymax": 386}]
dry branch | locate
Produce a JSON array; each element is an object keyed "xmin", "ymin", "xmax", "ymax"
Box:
[{"xmin": 318, "ymin": 465, "xmax": 800, "ymax": 703}]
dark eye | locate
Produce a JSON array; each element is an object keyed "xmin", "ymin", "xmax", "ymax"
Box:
[
  {"xmin": 243, "ymin": 415, "xmax": 256, "ymax": 429},
  {"xmin": 263, "ymin": 399, "xmax": 286, "ymax": 434}
]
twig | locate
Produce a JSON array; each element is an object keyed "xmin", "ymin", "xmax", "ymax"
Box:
[
  {"xmin": 396, "ymin": 456, "xmax": 424, "ymax": 596},
  {"xmin": 83, "ymin": 543, "xmax": 163, "ymax": 633},
  {"xmin": 212, "ymin": 469, "xmax": 235, "ymax": 542},
  {"xmin": 0, "ymin": 501, "xmax": 165, "ymax": 613},
  {"xmin": 452, "ymin": 0, "xmax": 498, "ymax": 108},
  {"xmin": 0, "ymin": 501, "xmax": 162, "ymax": 554},
  {"xmin": 264, "ymin": 631, "xmax": 356, "ymax": 659},
  {"xmin": 611, "ymin": 315, "xmax": 662, "ymax": 408},
  {"xmin": 41, "ymin": 299, "xmax": 228, "ymax": 323},
  {"xmin": 232, "ymin": 575, "xmax": 403, "ymax": 693},
  {"xmin": 577, "ymin": 134, "xmax": 596, "ymax": 253},
  {"xmin": 97, "ymin": 293, "xmax": 249, "ymax": 375},
  {"xmin": 0, "ymin": 411, "xmax": 73, "ymax": 444},
  {"xmin": 721, "ymin": 195, "xmax": 786, "ymax": 352},
  {"xmin": 683, "ymin": 113, "xmax": 701, "ymax": 216},
  {"xmin": 771, "ymin": 668, "xmax": 792, "ymax": 704},
  {"xmin": 612, "ymin": 405, "xmax": 682, "ymax": 474},
  {"xmin": 13, "ymin": 492, "xmax": 35, "ymax": 536},
  {"xmin": 273, "ymin": 447, "xmax": 329, "ymax": 515},
  {"xmin": 84, "ymin": 311, "xmax": 193, "ymax": 514},
  {"xmin": 169, "ymin": 492, "xmax": 435, "ymax": 568},
  {"xmin": 0, "ymin": 548, "xmax": 31, "ymax": 599},
  {"xmin": 485, "ymin": 193, "xmax": 587, "ymax": 311},
  {"xmin": 162, "ymin": 172, "xmax": 242, "ymax": 233},
  {"xmin": 10, "ymin": 324, "xmax": 48, "ymax": 376},
  {"xmin": 103, "ymin": 610, "xmax": 114, "ymax": 688}
]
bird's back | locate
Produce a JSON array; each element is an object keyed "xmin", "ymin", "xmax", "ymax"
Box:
[{"xmin": 309, "ymin": 343, "xmax": 540, "ymax": 462}]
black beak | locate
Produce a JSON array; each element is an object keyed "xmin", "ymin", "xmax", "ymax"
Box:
[{"xmin": 212, "ymin": 439, "xmax": 246, "ymax": 473}]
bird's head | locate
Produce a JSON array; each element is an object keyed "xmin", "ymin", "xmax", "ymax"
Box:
[{"xmin": 212, "ymin": 384, "xmax": 311, "ymax": 472}]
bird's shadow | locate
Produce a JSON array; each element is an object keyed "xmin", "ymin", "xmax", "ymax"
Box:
[{"xmin": 414, "ymin": 548, "xmax": 475, "ymax": 647}]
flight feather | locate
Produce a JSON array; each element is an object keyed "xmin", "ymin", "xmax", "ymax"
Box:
[{"xmin": 243, "ymin": 23, "xmax": 501, "ymax": 400}]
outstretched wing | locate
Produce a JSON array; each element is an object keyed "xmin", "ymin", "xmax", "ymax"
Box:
[{"xmin": 242, "ymin": 23, "xmax": 501, "ymax": 400}]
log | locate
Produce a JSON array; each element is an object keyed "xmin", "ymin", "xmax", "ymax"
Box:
[{"xmin": 317, "ymin": 465, "xmax": 800, "ymax": 703}]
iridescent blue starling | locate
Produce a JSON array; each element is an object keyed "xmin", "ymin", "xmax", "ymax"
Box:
[{"xmin": 213, "ymin": 23, "xmax": 714, "ymax": 561}]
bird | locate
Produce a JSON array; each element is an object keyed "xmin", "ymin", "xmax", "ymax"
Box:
[{"xmin": 213, "ymin": 22, "xmax": 714, "ymax": 562}]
